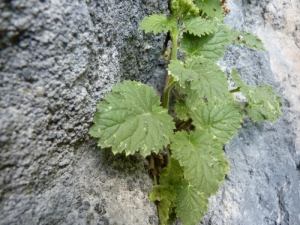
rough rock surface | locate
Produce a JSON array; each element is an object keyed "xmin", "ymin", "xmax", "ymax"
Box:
[
  {"xmin": 1, "ymin": 0, "xmax": 300, "ymax": 225},
  {"xmin": 0, "ymin": 1, "xmax": 168, "ymax": 224},
  {"xmin": 200, "ymin": 0, "xmax": 300, "ymax": 224}
]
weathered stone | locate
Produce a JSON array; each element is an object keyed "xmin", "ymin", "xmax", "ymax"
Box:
[{"xmin": 0, "ymin": 0, "xmax": 168, "ymax": 224}]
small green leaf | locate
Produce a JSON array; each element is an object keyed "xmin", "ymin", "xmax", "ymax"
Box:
[
  {"xmin": 139, "ymin": 14, "xmax": 176, "ymax": 34},
  {"xmin": 230, "ymin": 70, "xmax": 282, "ymax": 123},
  {"xmin": 183, "ymin": 17, "xmax": 215, "ymax": 37},
  {"xmin": 190, "ymin": 100, "xmax": 243, "ymax": 143},
  {"xmin": 149, "ymin": 185, "xmax": 176, "ymax": 225},
  {"xmin": 159, "ymin": 157, "xmax": 184, "ymax": 186},
  {"xmin": 195, "ymin": 0, "xmax": 223, "ymax": 19},
  {"xmin": 180, "ymin": 23, "xmax": 231, "ymax": 61},
  {"xmin": 174, "ymin": 179, "xmax": 209, "ymax": 225},
  {"xmin": 89, "ymin": 81, "xmax": 175, "ymax": 157},
  {"xmin": 231, "ymin": 30, "xmax": 265, "ymax": 50},
  {"xmin": 171, "ymin": 130, "xmax": 229, "ymax": 196}
]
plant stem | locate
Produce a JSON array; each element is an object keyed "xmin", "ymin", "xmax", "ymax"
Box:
[
  {"xmin": 162, "ymin": 26, "xmax": 178, "ymax": 109},
  {"xmin": 150, "ymin": 153, "xmax": 158, "ymax": 186}
]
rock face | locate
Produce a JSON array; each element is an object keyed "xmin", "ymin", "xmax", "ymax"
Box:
[
  {"xmin": 0, "ymin": 1, "xmax": 299, "ymax": 225},
  {"xmin": 201, "ymin": 0, "xmax": 300, "ymax": 224},
  {"xmin": 0, "ymin": 1, "xmax": 168, "ymax": 224}
]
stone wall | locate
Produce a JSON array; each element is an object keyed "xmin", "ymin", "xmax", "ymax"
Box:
[
  {"xmin": 0, "ymin": 1, "xmax": 168, "ymax": 224},
  {"xmin": 0, "ymin": 0, "xmax": 299, "ymax": 225}
]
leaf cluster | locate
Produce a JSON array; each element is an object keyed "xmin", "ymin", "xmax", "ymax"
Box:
[{"xmin": 89, "ymin": 0, "xmax": 282, "ymax": 224}]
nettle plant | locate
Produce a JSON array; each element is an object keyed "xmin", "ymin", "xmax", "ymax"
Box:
[{"xmin": 90, "ymin": 0, "xmax": 282, "ymax": 224}]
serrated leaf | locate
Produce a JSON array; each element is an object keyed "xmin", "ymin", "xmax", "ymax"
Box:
[
  {"xmin": 230, "ymin": 70, "xmax": 282, "ymax": 123},
  {"xmin": 171, "ymin": 130, "xmax": 229, "ymax": 197},
  {"xmin": 159, "ymin": 157, "xmax": 184, "ymax": 186},
  {"xmin": 139, "ymin": 14, "xmax": 176, "ymax": 34},
  {"xmin": 174, "ymin": 179, "xmax": 209, "ymax": 225},
  {"xmin": 180, "ymin": 23, "xmax": 231, "ymax": 61},
  {"xmin": 183, "ymin": 17, "xmax": 215, "ymax": 37},
  {"xmin": 89, "ymin": 81, "xmax": 175, "ymax": 157},
  {"xmin": 231, "ymin": 30, "xmax": 265, "ymax": 50},
  {"xmin": 180, "ymin": 23, "xmax": 232, "ymax": 61},
  {"xmin": 168, "ymin": 57, "xmax": 230, "ymax": 100},
  {"xmin": 195, "ymin": 0, "xmax": 223, "ymax": 19},
  {"xmin": 190, "ymin": 100, "xmax": 243, "ymax": 143},
  {"xmin": 149, "ymin": 185, "xmax": 176, "ymax": 225},
  {"xmin": 167, "ymin": 59, "xmax": 197, "ymax": 86}
]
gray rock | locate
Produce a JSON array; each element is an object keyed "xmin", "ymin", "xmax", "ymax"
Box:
[
  {"xmin": 201, "ymin": 0, "xmax": 300, "ymax": 224},
  {"xmin": 0, "ymin": 0, "xmax": 168, "ymax": 224}
]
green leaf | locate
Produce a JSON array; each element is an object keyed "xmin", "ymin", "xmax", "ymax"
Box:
[
  {"xmin": 230, "ymin": 70, "xmax": 282, "ymax": 123},
  {"xmin": 195, "ymin": 0, "xmax": 223, "ymax": 19},
  {"xmin": 177, "ymin": 85, "xmax": 204, "ymax": 110},
  {"xmin": 180, "ymin": 23, "xmax": 231, "ymax": 61},
  {"xmin": 159, "ymin": 157, "xmax": 184, "ymax": 186},
  {"xmin": 190, "ymin": 100, "xmax": 243, "ymax": 143},
  {"xmin": 174, "ymin": 179, "xmax": 209, "ymax": 225},
  {"xmin": 171, "ymin": 130, "xmax": 229, "ymax": 197},
  {"xmin": 139, "ymin": 14, "xmax": 176, "ymax": 34},
  {"xmin": 183, "ymin": 17, "xmax": 215, "ymax": 37},
  {"xmin": 89, "ymin": 81, "xmax": 175, "ymax": 157},
  {"xmin": 149, "ymin": 185, "xmax": 176, "ymax": 225},
  {"xmin": 174, "ymin": 98, "xmax": 190, "ymax": 121},
  {"xmin": 168, "ymin": 57, "xmax": 230, "ymax": 100},
  {"xmin": 231, "ymin": 30, "xmax": 265, "ymax": 50},
  {"xmin": 167, "ymin": 59, "xmax": 197, "ymax": 86}
]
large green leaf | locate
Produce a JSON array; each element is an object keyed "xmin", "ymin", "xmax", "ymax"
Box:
[
  {"xmin": 195, "ymin": 0, "xmax": 223, "ymax": 19},
  {"xmin": 174, "ymin": 179, "xmax": 209, "ymax": 225},
  {"xmin": 230, "ymin": 70, "xmax": 282, "ymax": 123},
  {"xmin": 190, "ymin": 100, "xmax": 243, "ymax": 143},
  {"xmin": 171, "ymin": 130, "xmax": 229, "ymax": 196},
  {"xmin": 168, "ymin": 56, "xmax": 230, "ymax": 100},
  {"xmin": 139, "ymin": 14, "xmax": 176, "ymax": 34},
  {"xmin": 183, "ymin": 17, "xmax": 215, "ymax": 37},
  {"xmin": 149, "ymin": 185, "xmax": 176, "ymax": 225},
  {"xmin": 180, "ymin": 23, "xmax": 231, "ymax": 61},
  {"xmin": 89, "ymin": 81, "xmax": 175, "ymax": 157}
]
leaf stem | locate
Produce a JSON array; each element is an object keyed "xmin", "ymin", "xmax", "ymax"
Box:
[
  {"xmin": 162, "ymin": 26, "xmax": 179, "ymax": 109},
  {"xmin": 150, "ymin": 153, "xmax": 158, "ymax": 186}
]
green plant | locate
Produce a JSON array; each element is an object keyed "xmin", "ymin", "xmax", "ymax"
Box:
[{"xmin": 89, "ymin": 0, "xmax": 282, "ymax": 224}]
